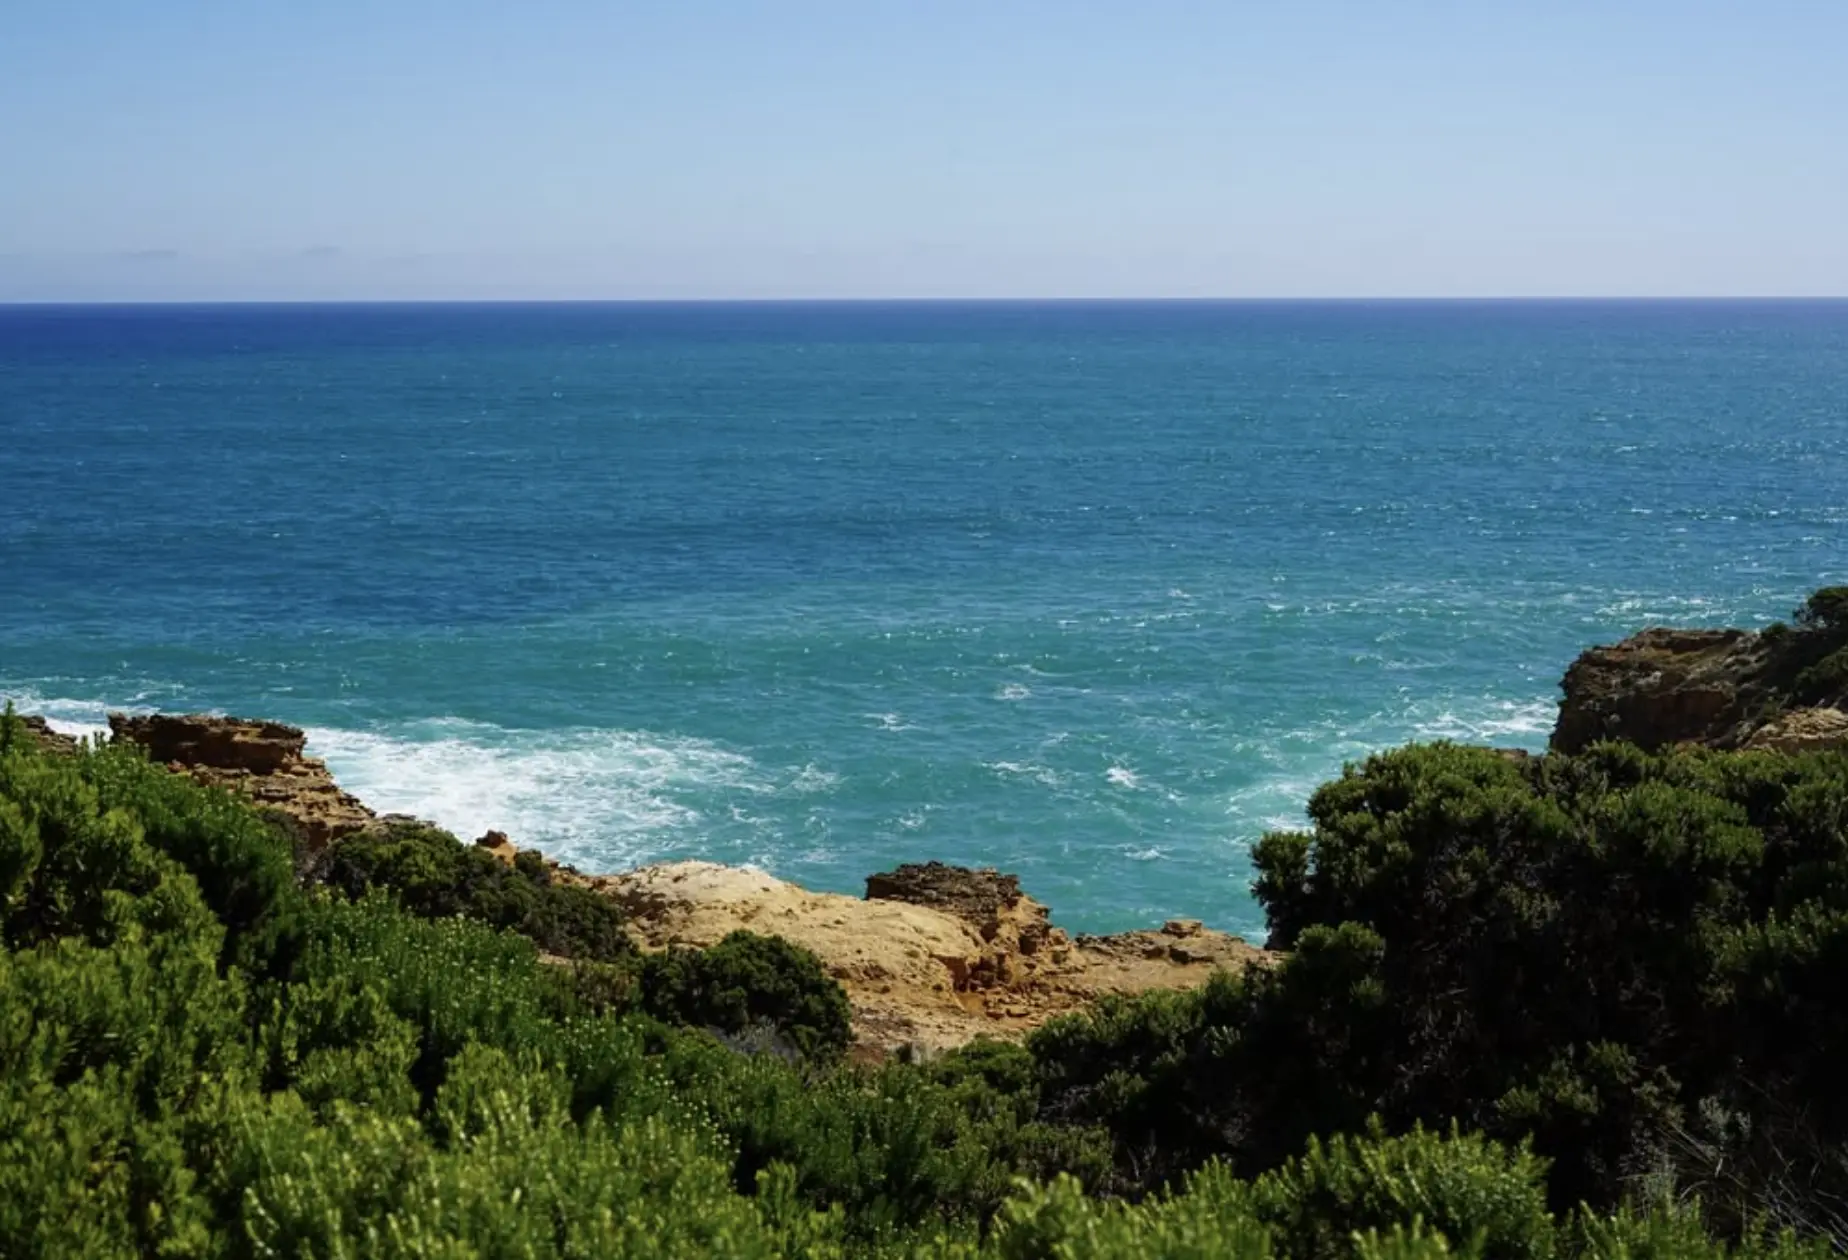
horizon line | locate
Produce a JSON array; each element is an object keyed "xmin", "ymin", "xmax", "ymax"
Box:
[{"xmin": 5, "ymin": 294, "xmax": 1848, "ymax": 308}]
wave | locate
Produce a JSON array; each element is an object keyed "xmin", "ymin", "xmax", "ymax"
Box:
[
  {"xmin": 1406, "ymin": 697, "xmax": 1557, "ymax": 743},
  {"xmin": 987, "ymin": 760, "xmax": 1063, "ymax": 788},
  {"xmin": 0, "ymin": 687, "xmax": 823, "ymax": 875},
  {"xmin": 2, "ymin": 691, "xmax": 122, "ymax": 742},
  {"xmin": 304, "ymin": 719, "xmax": 810, "ymax": 871}
]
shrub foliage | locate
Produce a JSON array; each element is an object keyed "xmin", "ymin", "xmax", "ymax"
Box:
[{"xmin": 314, "ymin": 816, "xmax": 635, "ymax": 961}]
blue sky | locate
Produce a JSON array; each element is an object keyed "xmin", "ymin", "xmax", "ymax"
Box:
[{"xmin": 3, "ymin": 1, "xmax": 1845, "ymax": 300}]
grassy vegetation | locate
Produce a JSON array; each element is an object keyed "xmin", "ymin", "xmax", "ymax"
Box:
[{"xmin": 6, "ymin": 602, "xmax": 1848, "ymax": 1260}]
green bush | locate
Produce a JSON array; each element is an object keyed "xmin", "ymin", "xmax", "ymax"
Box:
[
  {"xmin": 83, "ymin": 740, "xmax": 304, "ymax": 975},
  {"xmin": 316, "ymin": 817, "xmax": 634, "ymax": 961},
  {"xmin": 279, "ymin": 890, "xmax": 564, "ymax": 1101},
  {"xmin": 1791, "ymin": 648, "xmax": 1848, "ymax": 705},
  {"xmin": 1035, "ymin": 737, "xmax": 1848, "ymax": 1219},
  {"xmin": 641, "ymin": 929, "xmax": 854, "ymax": 1064},
  {"xmin": 982, "ymin": 1167, "xmax": 1275, "ymax": 1260},
  {"xmin": 1794, "ymin": 588, "xmax": 1848, "ymax": 634},
  {"xmin": 1249, "ymin": 1123, "xmax": 1554, "ymax": 1260}
]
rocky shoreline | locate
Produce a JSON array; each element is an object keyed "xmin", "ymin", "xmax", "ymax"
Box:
[
  {"xmin": 22, "ymin": 593, "xmax": 1845, "ymax": 1057},
  {"xmin": 40, "ymin": 710, "xmax": 1268, "ymax": 1057}
]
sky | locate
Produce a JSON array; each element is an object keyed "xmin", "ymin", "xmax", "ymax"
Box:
[{"xmin": 3, "ymin": 1, "xmax": 1846, "ymax": 301}]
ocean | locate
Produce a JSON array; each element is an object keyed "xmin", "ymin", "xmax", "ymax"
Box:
[{"xmin": 2, "ymin": 300, "xmax": 1844, "ymax": 938}]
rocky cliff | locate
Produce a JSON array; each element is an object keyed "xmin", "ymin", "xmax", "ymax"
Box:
[
  {"xmin": 108, "ymin": 713, "xmax": 378, "ymax": 852},
  {"xmin": 1551, "ymin": 588, "xmax": 1848, "ymax": 754}
]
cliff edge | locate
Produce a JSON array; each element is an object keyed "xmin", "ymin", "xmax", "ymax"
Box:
[
  {"xmin": 104, "ymin": 713, "xmax": 1268, "ymax": 1058},
  {"xmin": 107, "ymin": 713, "xmax": 377, "ymax": 852},
  {"xmin": 1551, "ymin": 588, "xmax": 1848, "ymax": 754}
]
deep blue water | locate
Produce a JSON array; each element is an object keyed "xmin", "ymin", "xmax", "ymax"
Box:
[{"xmin": 3, "ymin": 300, "xmax": 1844, "ymax": 937}]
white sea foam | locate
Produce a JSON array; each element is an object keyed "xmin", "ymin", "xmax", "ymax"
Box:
[
  {"xmin": 1222, "ymin": 776, "xmax": 1319, "ymax": 833},
  {"xmin": 0, "ymin": 691, "xmax": 136, "ymax": 743},
  {"xmin": 304, "ymin": 720, "xmax": 809, "ymax": 872},
  {"xmin": 1408, "ymin": 698, "xmax": 1556, "ymax": 743},
  {"xmin": 4, "ymin": 678, "xmax": 1564, "ymax": 929},
  {"xmin": 988, "ymin": 760, "xmax": 1063, "ymax": 787},
  {"xmin": 787, "ymin": 763, "xmax": 842, "ymax": 794}
]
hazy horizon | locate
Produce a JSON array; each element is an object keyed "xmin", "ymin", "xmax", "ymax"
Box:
[
  {"xmin": 6, "ymin": 2, "xmax": 1845, "ymax": 302},
  {"xmin": 6, "ymin": 295, "xmax": 1848, "ymax": 308}
]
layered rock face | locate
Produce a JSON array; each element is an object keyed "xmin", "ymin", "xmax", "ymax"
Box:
[
  {"xmin": 1552, "ymin": 605, "xmax": 1848, "ymax": 754},
  {"xmin": 108, "ymin": 713, "xmax": 377, "ymax": 852}
]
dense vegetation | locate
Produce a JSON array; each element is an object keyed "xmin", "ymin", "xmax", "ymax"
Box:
[
  {"xmin": 315, "ymin": 817, "xmax": 636, "ymax": 962},
  {"xmin": 3, "ymin": 596, "xmax": 1846, "ymax": 1258}
]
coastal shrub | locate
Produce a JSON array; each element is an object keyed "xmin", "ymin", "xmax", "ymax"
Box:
[
  {"xmin": 1794, "ymin": 587, "xmax": 1848, "ymax": 634},
  {"xmin": 982, "ymin": 1168, "xmax": 1275, "ymax": 1260},
  {"xmin": 279, "ymin": 890, "xmax": 564, "ymax": 1101},
  {"xmin": 927, "ymin": 1036, "xmax": 1117, "ymax": 1188},
  {"xmin": 1568, "ymin": 1204, "xmax": 1838, "ymax": 1260},
  {"xmin": 0, "ymin": 750, "xmax": 256, "ymax": 1256},
  {"xmin": 982, "ymin": 1129, "xmax": 1559, "ymax": 1260},
  {"xmin": 0, "ymin": 725, "xmax": 290, "ymax": 966},
  {"xmin": 1771, "ymin": 587, "xmax": 1848, "ymax": 706},
  {"xmin": 1027, "ymin": 923, "xmax": 1404, "ymax": 1190},
  {"xmin": 1248, "ymin": 1123, "xmax": 1553, "ymax": 1260},
  {"xmin": 1036, "ymin": 738, "xmax": 1848, "ymax": 1216},
  {"xmin": 316, "ymin": 817, "xmax": 634, "ymax": 961},
  {"xmin": 1791, "ymin": 648, "xmax": 1848, "ymax": 705},
  {"xmin": 85, "ymin": 740, "xmax": 304, "ymax": 975},
  {"xmin": 1027, "ymin": 980, "xmax": 1221, "ymax": 1191},
  {"xmin": 221, "ymin": 1052, "xmax": 819, "ymax": 1260},
  {"xmin": 640, "ymin": 1031, "xmax": 1022, "ymax": 1235},
  {"xmin": 640, "ymin": 929, "xmax": 854, "ymax": 1063},
  {"xmin": 0, "ymin": 933, "xmax": 252, "ymax": 1259}
]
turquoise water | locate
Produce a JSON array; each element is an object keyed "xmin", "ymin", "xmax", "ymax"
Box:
[{"xmin": 3, "ymin": 301, "xmax": 1844, "ymax": 937}]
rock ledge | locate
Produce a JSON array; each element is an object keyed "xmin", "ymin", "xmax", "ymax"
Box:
[{"xmin": 108, "ymin": 713, "xmax": 377, "ymax": 852}]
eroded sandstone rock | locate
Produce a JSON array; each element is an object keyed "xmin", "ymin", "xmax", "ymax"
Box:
[
  {"xmin": 599, "ymin": 856, "xmax": 1268, "ymax": 1058},
  {"xmin": 1553, "ymin": 616, "xmax": 1848, "ymax": 754},
  {"xmin": 1743, "ymin": 706, "xmax": 1848, "ymax": 753},
  {"xmin": 108, "ymin": 713, "xmax": 377, "ymax": 852}
]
